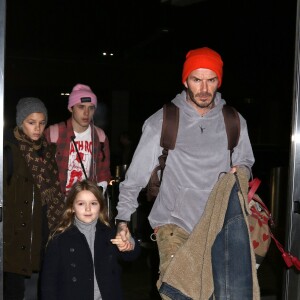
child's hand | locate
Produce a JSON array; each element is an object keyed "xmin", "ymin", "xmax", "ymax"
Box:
[{"xmin": 111, "ymin": 234, "xmax": 134, "ymax": 251}]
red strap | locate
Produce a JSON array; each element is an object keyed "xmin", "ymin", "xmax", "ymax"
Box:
[
  {"xmin": 291, "ymin": 256, "xmax": 300, "ymax": 270},
  {"xmin": 282, "ymin": 252, "xmax": 300, "ymax": 270},
  {"xmin": 270, "ymin": 232, "xmax": 300, "ymax": 270},
  {"xmin": 248, "ymin": 178, "xmax": 300, "ymax": 271},
  {"xmin": 252, "ymin": 194, "xmax": 272, "ymax": 217},
  {"xmin": 248, "ymin": 178, "xmax": 261, "ymax": 201}
]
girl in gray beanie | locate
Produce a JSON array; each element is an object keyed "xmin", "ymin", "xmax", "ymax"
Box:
[
  {"xmin": 16, "ymin": 97, "xmax": 48, "ymax": 128},
  {"xmin": 3, "ymin": 97, "xmax": 65, "ymax": 300}
]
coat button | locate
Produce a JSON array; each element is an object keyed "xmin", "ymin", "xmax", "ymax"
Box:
[
  {"xmin": 24, "ymin": 200, "xmax": 29, "ymax": 204},
  {"xmin": 21, "ymin": 223, "xmax": 26, "ymax": 227},
  {"xmin": 21, "ymin": 245, "xmax": 26, "ymax": 250},
  {"xmin": 70, "ymin": 248, "xmax": 75, "ymax": 252},
  {"xmin": 70, "ymin": 263, "xmax": 76, "ymax": 268},
  {"xmin": 72, "ymin": 277, "xmax": 77, "ymax": 282}
]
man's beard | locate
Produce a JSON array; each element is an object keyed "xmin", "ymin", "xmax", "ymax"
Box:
[{"xmin": 186, "ymin": 88, "xmax": 216, "ymax": 109}]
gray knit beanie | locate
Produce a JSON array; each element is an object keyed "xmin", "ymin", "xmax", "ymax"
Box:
[{"xmin": 16, "ymin": 97, "xmax": 48, "ymax": 127}]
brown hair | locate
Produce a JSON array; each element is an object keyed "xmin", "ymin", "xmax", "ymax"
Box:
[{"xmin": 48, "ymin": 180, "xmax": 109, "ymax": 241}]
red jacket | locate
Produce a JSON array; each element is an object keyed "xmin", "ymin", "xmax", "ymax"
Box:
[{"xmin": 44, "ymin": 118, "xmax": 111, "ymax": 194}]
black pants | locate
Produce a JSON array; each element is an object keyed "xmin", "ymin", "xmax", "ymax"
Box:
[{"xmin": 4, "ymin": 272, "xmax": 25, "ymax": 300}]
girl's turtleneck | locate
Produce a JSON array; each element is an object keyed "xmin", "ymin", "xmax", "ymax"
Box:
[
  {"xmin": 74, "ymin": 216, "xmax": 97, "ymax": 251},
  {"xmin": 74, "ymin": 216, "xmax": 102, "ymax": 300}
]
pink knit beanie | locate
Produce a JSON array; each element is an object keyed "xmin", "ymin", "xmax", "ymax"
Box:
[{"xmin": 68, "ymin": 83, "xmax": 97, "ymax": 109}]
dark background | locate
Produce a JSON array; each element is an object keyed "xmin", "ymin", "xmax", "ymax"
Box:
[
  {"xmin": 5, "ymin": 0, "xmax": 297, "ymax": 205},
  {"xmin": 4, "ymin": 0, "xmax": 298, "ymax": 298},
  {"xmin": 5, "ymin": 0, "xmax": 296, "ymax": 201},
  {"xmin": 5, "ymin": 0, "xmax": 297, "ymax": 143}
]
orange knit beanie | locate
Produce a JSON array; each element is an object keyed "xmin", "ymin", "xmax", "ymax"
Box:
[{"xmin": 182, "ymin": 47, "xmax": 223, "ymax": 87}]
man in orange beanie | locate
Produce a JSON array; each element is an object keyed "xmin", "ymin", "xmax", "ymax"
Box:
[{"xmin": 115, "ymin": 47, "xmax": 256, "ymax": 298}]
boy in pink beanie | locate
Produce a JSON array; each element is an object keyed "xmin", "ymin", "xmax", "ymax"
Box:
[
  {"xmin": 44, "ymin": 83, "xmax": 111, "ymax": 195},
  {"xmin": 68, "ymin": 84, "xmax": 97, "ymax": 109}
]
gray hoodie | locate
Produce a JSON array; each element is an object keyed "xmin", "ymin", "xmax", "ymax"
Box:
[{"xmin": 116, "ymin": 90, "xmax": 254, "ymax": 233}]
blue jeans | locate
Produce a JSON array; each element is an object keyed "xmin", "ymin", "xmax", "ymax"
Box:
[
  {"xmin": 159, "ymin": 183, "xmax": 253, "ymax": 300},
  {"xmin": 211, "ymin": 183, "xmax": 253, "ymax": 299}
]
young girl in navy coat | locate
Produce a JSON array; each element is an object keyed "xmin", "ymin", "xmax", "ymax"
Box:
[{"xmin": 40, "ymin": 180, "xmax": 140, "ymax": 300}]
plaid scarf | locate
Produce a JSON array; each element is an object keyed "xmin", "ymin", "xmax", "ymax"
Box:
[{"xmin": 14, "ymin": 127, "xmax": 65, "ymax": 230}]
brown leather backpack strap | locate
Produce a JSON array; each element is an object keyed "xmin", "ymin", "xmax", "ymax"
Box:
[
  {"xmin": 147, "ymin": 164, "xmax": 163, "ymax": 201},
  {"xmin": 146, "ymin": 102, "xmax": 179, "ymax": 201},
  {"xmin": 160, "ymin": 102, "xmax": 179, "ymax": 150},
  {"xmin": 222, "ymin": 105, "xmax": 240, "ymax": 167},
  {"xmin": 159, "ymin": 102, "xmax": 179, "ymax": 178}
]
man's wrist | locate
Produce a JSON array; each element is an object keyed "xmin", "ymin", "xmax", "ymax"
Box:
[{"xmin": 115, "ymin": 219, "xmax": 128, "ymax": 226}]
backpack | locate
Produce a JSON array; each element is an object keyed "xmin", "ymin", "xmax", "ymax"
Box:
[
  {"xmin": 49, "ymin": 122, "xmax": 106, "ymax": 143},
  {"xmin": 49, "ymin": 122, "xmax": 106, "ymax": 162},
  {"xmin": 147, "ymin": 103, "xmax": 300, "ymax": 270},
  {"xmin": 146, "ymin": 102, "xmax": 240, "ymax": 202}
]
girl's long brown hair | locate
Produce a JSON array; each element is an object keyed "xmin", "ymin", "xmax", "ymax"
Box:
[{"xmin": 48, "ymin": 180, "xmax": 110, "ymax": 241}]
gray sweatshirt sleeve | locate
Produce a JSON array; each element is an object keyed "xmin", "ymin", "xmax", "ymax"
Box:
[
  {"xmin": 232, "ymin": 113, "xmax": 255, "ymax": 172},
  {"xmin": 116, "ymin": 112, "xmax": 163, "ymax": 221}
]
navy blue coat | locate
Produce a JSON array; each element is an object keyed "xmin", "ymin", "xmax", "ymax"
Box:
[{"xmin": 40, "ymin": 221, "xmax": 140, "ymax": 300}]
